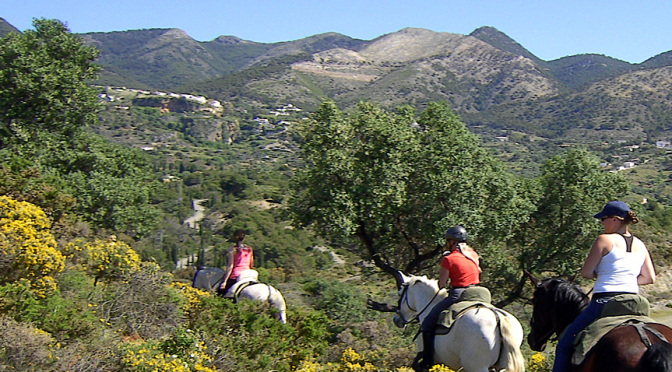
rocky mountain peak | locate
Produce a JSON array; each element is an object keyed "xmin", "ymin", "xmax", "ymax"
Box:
[
  {"xmin": 0, "ymin": 17, "xmax": 21, "ymax": 36},
  {"xmin": 213, "ymin": 35, "xmax": 253, "ymax": 45},
  {"xmin": 361, "ymin": 27, "xmax": 466, "ymax": 62},
  {"xmin": 470, "ymin": 26, "xmax": 541, "ymax": 62}
]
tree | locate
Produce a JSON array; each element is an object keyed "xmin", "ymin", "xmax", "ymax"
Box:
[
  {"xmin": 290, "ymin": 101, "xmax": 533, "ymax": 291},
  {"xmin": 0, "ymin": 18, "xmax": 100, "ymax": 149},
  {"xmin": 514, "ymin": 148, "xmax": 628, "ymax": 275},
  {"xmin": 0, "ymin": 19, "xmax": 160, "ymax": 238},
  {"xmin": 55, "ymin": 132, "xmax": 161, "ymax": 237}
]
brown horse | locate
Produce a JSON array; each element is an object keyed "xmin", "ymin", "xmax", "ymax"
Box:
[{"xmin": 526, "ymin": 272, "xmax": 672, "ymax": 371}]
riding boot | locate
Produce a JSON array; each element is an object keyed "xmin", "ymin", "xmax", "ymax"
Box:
[
  {"xmin": 411, "ymin": 352, "xmax": 426, "ymax": 372},
  {"xmin": 412, "ymin": 330, "xmax": 434, "ymax": 372}
]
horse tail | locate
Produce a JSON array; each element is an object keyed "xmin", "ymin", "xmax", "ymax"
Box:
[
  {"xmin": 497, "ymin": 314, "xmax": 525, "ymax": 372},
  {"xmin": 267, "ymin": 285, "xmax": 287, "ymax": 324},
  {"xmin": 639, "ymin": 341, "xmax": 672, "ymax": 372}
]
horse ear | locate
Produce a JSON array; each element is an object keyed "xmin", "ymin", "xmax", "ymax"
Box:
[
  {"xmin": 393, "ymin": 271, "xmax": 409, "ymax": 289},
  {"xmin": 524, "ymin": 270, "xmax": 542, "ymax": 287}
]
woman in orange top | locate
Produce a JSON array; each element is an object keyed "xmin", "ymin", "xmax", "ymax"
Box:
[
  {"xmin": 413, "ymin": 225, "xmax": 481, "ymax": 372},
  {"xmin": 219, "ymin": 229, "xmax": 254, "ymax": 295}
]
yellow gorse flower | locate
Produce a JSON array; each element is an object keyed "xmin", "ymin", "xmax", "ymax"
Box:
[
  {"xmin": 170, "ymin": 282, "xmax": 210, "ymax": 317},
  {"xmin": 527, "ymin": 352, "xmax": 551, "ymax": 372},
  {"xmin": 66, "ymin": 236, "xmax": 141, "ymax": 282},
  {"xmin": 0, "ymin": 196, "xmax": 64, "ymax": 296},
  {"xmin": 120, "ymin": 338, "xmax": 216, "ymax": 372}
]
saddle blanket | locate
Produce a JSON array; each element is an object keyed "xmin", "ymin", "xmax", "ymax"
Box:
[
  {"xmin": 226, "ymin": 280, "xmax": 261, "ymax": 302},
  {"xmin": 436, "ymin": 286, "xmax": 494, "ymax": 333},
  {"xmin": 571, "ymin": 294, "xmax": 653, "ymax": 365}
]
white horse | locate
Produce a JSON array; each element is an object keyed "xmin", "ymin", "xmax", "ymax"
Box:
[
  {"xmin": 393, "ymin": 273, "xmax": 525, "ymax": 372},
  {"xmin": 192, "ymin": 267, "xmax": 287, "ymax": 324}
]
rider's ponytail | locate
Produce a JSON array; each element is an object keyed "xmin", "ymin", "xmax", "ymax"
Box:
[{"xmin": 626, "ymin": 210, "xmax": 639, "ymax": 224}]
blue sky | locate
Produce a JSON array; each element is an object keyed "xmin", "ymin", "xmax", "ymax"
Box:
[{"xmin": 2, "ymin": 0, "xmax": 671, "ymax": 64}]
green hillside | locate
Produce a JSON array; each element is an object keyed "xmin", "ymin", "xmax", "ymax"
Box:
[{"xmin": 3, "ymin": 17, "xmax": 672, "ymax": 372}]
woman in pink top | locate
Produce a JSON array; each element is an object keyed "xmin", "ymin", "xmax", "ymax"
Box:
[{"xmin": 219, "ymin": 229, "xmax": 254, "ymax": 295}]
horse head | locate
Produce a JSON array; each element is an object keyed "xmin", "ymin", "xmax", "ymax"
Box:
[
  {"xmin": 392, "ymin": 273, "xmax": 441, "ymax": 328},
  {"xmin": 525, "ymin": 271, "xmax": 589, "ymax": 351}
]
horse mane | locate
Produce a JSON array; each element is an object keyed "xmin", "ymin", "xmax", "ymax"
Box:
[
  {"xmin": 406, "ymin": 275, "xmax": 440, "ymax": 291},
  {"xmin": 543, "ymin": 277, "xmax": 590, "ymax": 325},
  {"xmin": 547, "ymin": 278, "xmax": 589, "ymax": 308}
]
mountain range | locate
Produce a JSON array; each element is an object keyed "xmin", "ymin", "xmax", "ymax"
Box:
[{"xmin": 3, "ymin": 17, "xmax": 672, "ymax": 141}]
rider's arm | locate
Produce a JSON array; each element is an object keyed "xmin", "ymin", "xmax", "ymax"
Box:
[
  {"xmin": 438, "ymin": 266, "xmax": 450, "ymax": 289},
  {"xmin": 581, "ymin": 234, "xmax": 610, "ymax": 279},
  {"xmin": 220, "ymin": 248, "xmax": 235, "ymax": 289},
  {"xmin": 638, "ymin": 249, "xmax": 656, "ymax": 285}
]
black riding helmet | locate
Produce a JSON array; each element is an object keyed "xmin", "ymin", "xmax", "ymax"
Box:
[{"xmin": 445, "ymin": 225, "xmax": 468, "ymax": 242}]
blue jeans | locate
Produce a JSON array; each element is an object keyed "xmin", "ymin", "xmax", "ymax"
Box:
[{"xmin": 552, "ymin": 298, "xmax": 606, "ymax": 372}]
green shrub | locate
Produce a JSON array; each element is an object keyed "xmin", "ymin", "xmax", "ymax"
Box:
[
  {"xmin": 302, "ymin": 278, "xmax": 368, "ymax": 323},
  {"xmin": 184, "ymin": 294, "xmax": 332, "ymax": 371},
  {"xmin": 96, "ymin": 262, "xmax": 183, "ymax": 339},
  {"xmin": 0, "ymin": 279, "xmax": 44, "ymax": 323},
  {"xmin": 119, "ymin": 327, "xmax": 215, "ymax": 371},
  {"xmin": 0, "ymin": 316, "xmax": 58, "ymax": 371}
]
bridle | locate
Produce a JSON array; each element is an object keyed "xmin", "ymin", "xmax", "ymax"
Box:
[
  {"xmin": 395, "ymin": 281, "xmax": 441, "ymax": 326},
  {"xmin": 529, "ymin": 278, "xmax": 590, "ymax": 349},
  {"xmin": 528, "ymin": 288, "xmax": 557, "ymax": 348},
  {"xmin": 529, "ymin": 311, "xmax": 557, "ymax": 348}
]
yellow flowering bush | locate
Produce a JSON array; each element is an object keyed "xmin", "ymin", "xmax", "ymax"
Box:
[
  {"xmin": 0, "ymin": 196, "xmax": 64, "ymax": 297},
  {"xmin": 65, "ymin": 236, "xmax": 141, "ymax": 283},
  {"xmin": 428, "ymin": 365, "xmax": 456, "ymax": 372},
  {"xmin": 527, "ymin": 352, "xmax": 551, "ymax": 372},
  {"xmin": 120, "ymin": 329, "xmax": 216, "ymax": 372},
  {"xmin": 294, "ymin": 348, "xmax": 420, "ymax": 372},
  {"xmin": 339, "ymin": 348, "xmax": 377, "ymax": 371},
  {"xmin": 170, "ymin": 282, "xmax": 210, "ymax": 319}
]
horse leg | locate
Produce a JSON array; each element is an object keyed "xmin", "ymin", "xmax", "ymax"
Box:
[{"xmin": 268, "ymin": 287, "xmax": 287, "ymax": 324}]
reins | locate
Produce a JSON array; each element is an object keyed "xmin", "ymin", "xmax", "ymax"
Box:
[
  {"xmin": 531, "ymin": 321, "xmax": 558, "ymax": 346},
  {"xmin": 396, "ymin": 282, "xmax": 441, "ymax": 326}
]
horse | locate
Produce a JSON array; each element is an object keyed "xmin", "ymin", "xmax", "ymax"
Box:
[
  {"xmin": 192, "ymin": 267, "xmax": 287, "ymax": 324},
  {"xmin": 526, "ymin": 272, "xmax": 672, "ymax": 371},
  {"xmin": 393, "ymin": 272, "xmax": 525, "ymax": 372}
]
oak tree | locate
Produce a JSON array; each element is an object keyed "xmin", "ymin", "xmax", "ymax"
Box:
[{"xmin": 291, "ymin": 101, "xmax": 533, "ymax": 291}]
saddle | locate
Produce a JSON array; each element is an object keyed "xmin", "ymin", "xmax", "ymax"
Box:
[
  {"xmin": 435, "ymin": 286, "xmax": 494, "ymax": 335},
  {"xmin": 226, "ymin": 280, "xmax": 261, "ymax": 303},
  {"xmin": 571, "ymin": 294, "xmax": 662, "ymax": 365}
]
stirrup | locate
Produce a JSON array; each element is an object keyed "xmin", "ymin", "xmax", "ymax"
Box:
[{"xmin": 411, "ymin": 353, "xmax": 430, "ymax": 372}]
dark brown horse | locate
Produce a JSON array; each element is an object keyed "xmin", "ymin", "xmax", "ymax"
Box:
[{"xmin": 526, "ymin": 272, "xmax": 672, "ymax": 371}]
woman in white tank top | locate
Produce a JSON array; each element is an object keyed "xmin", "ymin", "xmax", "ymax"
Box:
[{"xmin": 552, "ymin": 200, "xmax": 656, "ymax": 372}]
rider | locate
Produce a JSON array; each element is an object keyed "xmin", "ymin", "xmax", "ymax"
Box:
[
  {"xmin": 413, "ymin": 225, "xmax": 482, "ymax": 372},
  {"xmin": 552, "ymin": 200, "xmax": 656, "ymax": 372},
  {"xmin": 219, "ymin": 229, "xmax": 254, "ymax": 296}
]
